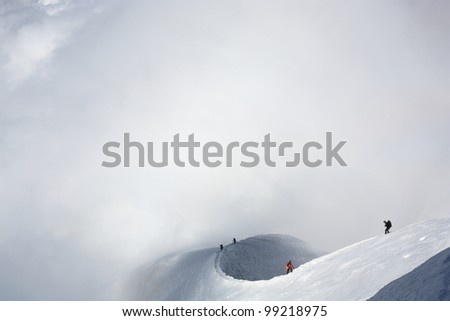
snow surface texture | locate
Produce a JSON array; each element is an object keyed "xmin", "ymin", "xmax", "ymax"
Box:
[
  {"xmin": 369, "ymin": 247, "xmax": 450, "ymax": 300},
  {"xmin": 131, "ymin": 216, "xmax": 450, "ymax": 300}
]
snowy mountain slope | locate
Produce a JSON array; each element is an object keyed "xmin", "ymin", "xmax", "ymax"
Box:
[
  {"xmin": 130, "ymin": 216, "xmax": 450, "ymax": 300},
  {"xmin": 132, "ymin": 248, "xmax": 217, "ymax": 300},
  {"xmin": 369, "ymin": 247, "xmax": 450, "ymax": 300},
  {"xmin": 131, "ymin": 235, "xmax": 326, "ymax": 300},
  {"xmin": 219, "ymin": 235, "xmax": 327, "ymax": 281}
]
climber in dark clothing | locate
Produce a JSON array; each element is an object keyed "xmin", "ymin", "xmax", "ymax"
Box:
[
  {"xmin": 384, "ymin": 220, "xmax": 392, "ymax": 234},
  {"xmin": 220, "ymin": 244, "xmax": 223, "ymax": 250},
  {"xmin": 233, "ymin": 238, "xmax": 236, "ymax": 244}
]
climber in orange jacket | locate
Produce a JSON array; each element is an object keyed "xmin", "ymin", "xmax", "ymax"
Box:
[{"xmin": 285, "ymin": 260, "xmax": 294, "ymax": 274}]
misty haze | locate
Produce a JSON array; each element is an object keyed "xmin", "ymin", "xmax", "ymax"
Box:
[{"xmin": 0, "ymin": 0, "xmax": 449, "ymax": 300}]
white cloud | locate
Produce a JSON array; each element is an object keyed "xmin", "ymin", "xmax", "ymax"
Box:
[
  {"xmin": 37, "ymin": 0, "xmax": 73, "ymax": 16},
  {"xmin": 0, "ymin": 0, "xmax": 95, "ymax": 84},
  {"xmin": 3, "ymin": 19, "xmax": 77, "ymax": 82}
]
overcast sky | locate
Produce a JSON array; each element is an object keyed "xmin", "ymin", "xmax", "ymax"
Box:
[{"xmin": 1, "ymin": 0, "xmax": 449, "ymax": 299}]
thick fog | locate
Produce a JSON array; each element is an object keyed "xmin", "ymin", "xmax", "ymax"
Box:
[{"xmin": 0, "ymin": 0, "xmax": 449, "ymax": 299}]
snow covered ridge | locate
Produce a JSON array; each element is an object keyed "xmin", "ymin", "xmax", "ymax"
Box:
[
  {"xmin": 129, "ymin": 216, "xmax": 450, "ymax": 300},
  {"xmin": 218, "ymin": 235, "xmax": 327, "ymax": 281},
  {"xmin": 369, "ymin": 247, "xmax": 450, "ymax": 301}
]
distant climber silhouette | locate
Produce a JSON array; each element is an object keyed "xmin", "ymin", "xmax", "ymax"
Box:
[
  {"xmin": 384, "ymin": 220, "xmax": 392, "ymax": 234},
  {"xmin": 220, "ymin": 244, "xmax": 223, "ymax": 250},
  {"xmin": 233, "ymin": 238, "xmax": 236, "ymax": 244},
  {"xmin": 285, "ymin": 260, "xmax": 294, "ymax": 274}
]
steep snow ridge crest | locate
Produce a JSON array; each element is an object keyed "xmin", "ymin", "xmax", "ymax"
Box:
[
  {"xmin": 129, "ymin": 234, "xmax": 325, "ymax": 300},
  {"xmin": 217, "ymin": 234, "xmax": 327, "ymax": 281},
  {"xmin": 131, "ymin": 216, "xmax": 450, "ymax": 300}
]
